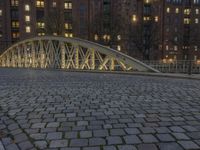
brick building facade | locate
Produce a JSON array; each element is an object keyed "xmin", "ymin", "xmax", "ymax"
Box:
[{"xmin": 0, "ymin": 0, "xmax": 200, "ymax": 61}]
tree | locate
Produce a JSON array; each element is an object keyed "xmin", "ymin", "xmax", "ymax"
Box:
[{"xmin": 44, "ymin": 7, "xmax": 64, "ymax": 36}]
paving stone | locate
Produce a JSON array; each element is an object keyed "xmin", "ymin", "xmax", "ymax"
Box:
[
  {"xmin": 124, "ymin": 135, "xmax": 142, "ymax": 144},
  {"xmin": 107, "ymin": 136, "xmax": 122, "ymax": 145},
  {"xmin": 47, "ymin": 132, "xmax": 62, "ymax": 140},
  {"xmin": 169, "ymin": 126, "xmax": 185, "ymax": 133},
  {"xmin": 6, "ymin": 144, "xmax": 20, "ymax": 150},
  {"xmin": 14, "ymin": 133, "xmax": 28, "ymax": 143},
  {"xmin": 34, "ymin": 141, "xmax": 47, "ymax": 149},
  {"xmin": 49, "ymin": 140, "xmax": 68, "ymax": 148},
  {"xmin": 30, "ymin": 133, "xmax": 46, "ymax": 140},
  {"xmin": 172, "ymin": 133, "xmax": 190, "ymax": 140},
  {"xmin": 83, "ymin": 147, "xmax": 100, "ymax": 150},
  {"xmin": 178, "ymin": 141, "xmax": 200, "ymax": 149},
  {"xmin": 118, "ymin": 145, "xmax": 137, "ymax": 150},
  {"xmin": 137, "ymin": 144, "xmax": 158, "ymax": 150},
  {"xmin": 31, "ymin": 123, "xmax": 46, "ymax": 128},
  {"xmin": 65, "ymin": 132, "xmax": 78, "ymax": 139},
  {"xmin": 60, "ymin": 148, "xmax": 80, "ymax": 150},
  {"xmin": 80, "ymin": 131, "xmax": 92, "ymax": 138},
  {"xmin": 125, "ymin": 128, "xmax": 140, "ymax": 134},
  {"xmin": 93, "ymin": 130, "xmax": 109, "ymax": 137},
  {"xmin": 70, "ymin": 139, "xmax": 88, "ymax": 147},
  {"xmin": 89, "ymin": 138, "xmax": 106, "ymax": 146},
  {"xmin": 158, "ymin": 142, "xmax": 183, "ymax": 150},
  {"xmin": 156, "ymin": 134, "xmax": 175, "ymax": 142},
  {"xmin": 18, "ymin": 141, "xmax": 34, "ymax": 150},
  {"xmin": 139, "ymin": 134, "xmax": 158, "ymax": 143},
  {"xmin": 110, "ymin": 129, "xmax": 125, "ymax": 136},
  {"xmin": 46, "ymin": 122, "xmax": 60, "ymax": 128},
  {"xmin": 103, "ymin": 146, "xmax": 117, "ymax": 150}
]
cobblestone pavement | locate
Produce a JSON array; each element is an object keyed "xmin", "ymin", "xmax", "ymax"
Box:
[{"xmin": 0, "ymin": 68, "xmax": 200, "ymax": 150}]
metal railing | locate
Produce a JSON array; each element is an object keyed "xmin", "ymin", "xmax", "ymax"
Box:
[{"xmin": 143, "ymin": 60, "xmax": 200, "ymax": 74}]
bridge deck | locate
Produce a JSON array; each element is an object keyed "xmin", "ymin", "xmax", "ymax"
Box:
[{"xmin": 0, "ymin": 68, "xmax": 200, "ymax": 150}]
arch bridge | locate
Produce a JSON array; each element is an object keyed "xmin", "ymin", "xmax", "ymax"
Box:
[{"xmin": 0, "ymin": 36, "xmax": 159, "ymax": 72}]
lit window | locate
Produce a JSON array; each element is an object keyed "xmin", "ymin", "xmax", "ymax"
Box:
[
  {"xmin": 195, "ymin": 18, "xmax": 199, "ymax": 23},
  {"xmin": 65, "ymin": 23, "xmax": 72, "ymax": 29},
  {"xmin": 144, "ymin": 0, "xmax": 150, "ymax": 4},
  {"xmin": 194, "ymin": 55, "xmax": 197, "ymax": 61},
  {"xmin": 36, "ymin": 0, "xmax": 44, "ymax": 8},
  {"xmin": 0, "ymin": 33, "xmax": 2, "ymax": 38},
  {"xmin": 117, "ymin": 45, "xmax": 121, "ymax": 51},
  {"xmin": 11, "ymin": 0, "xmax": 19, "ymax": 6},
  {"xmin": 196, "ymin": 9, "xmax": 199, "ymax": 14},
  {"xmin": 184, "ymin": 9, "xmax": 191, "ymax": 15},
  {"xmin": 25, "ymin": 4, "xmax": 30, "ymax": 11},
  {"xmin": 37, "ymin": 22, "xmax": 45, "ymax": 28},
  {"xmin": 53, "ymin": 2, "xmax": 57, "ymax": 7},
  {"xmin": 0, "ymin": 10, "xmax": 2, "ymax": 16},
  {"xmin": 12, "ymin": 32, "xmax": 20, "ymax": 38},
  {"xmin": 117, "ymin": 35, "xmax": 121, "ymax": 41},
  {"xmin": 166, "ymin": 45, "xmax": 169, "ymax": 51},
  {"xmin": 175, "ymin": 8, "xmax": 179, "ymax": 13},
  {"xmin": 194, "ymin": 46, "xmax": 198, "ymax": 51},
  {"xmin": 155, "ymin": 16, "xmax": 158, "ymax": 22},
  {"xmin": 53, "ymin": 33, "xmax": 58, "ymax": 36},
  {"xmin": 184, "ymin": 18, "xmax": 190, "ymax": 24},
  {"xmin": 143, "ymin": 16, "xmax": 150, "ymax": 21},
  {"xmin": 174, "ymin": 45, "xmax": 178, "ymax": 51},
  {"xmin": 65, "ymin": 33, "xmax": 73, "ymax": 37},
  {"xmin": 64, "ymin": 2, "xmax": 72, "ymax": 9},
  {"xmin": 26, "ymin": 26, "xmax": 31, "ymax": 33},
  {"xmin": 38, "ymin": 32, "xmax": 45, "ymax": 36},
  {"xmin": 94, "ymin": 34, "xmax": 98, "ymax": 41},
  {"xmin": 12, "ymin": 21, "xmax": 19, "ymax": 28},
  {"xmin": 25, "ymin": 16, "xmax": 30, "ymax": 22},
  {"xmin": 166, "ymin": 7, "xmax": 170, "ymax": 13},
  {"xmin": 132, "ymin": 15, "xmax": 137, "ymax": 22}
]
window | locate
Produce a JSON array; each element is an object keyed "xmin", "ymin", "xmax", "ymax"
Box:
[
  {"xmin": 155, "ymin": 16, "xmax": 158, "ymax": 22},
  {"xmin": 184, "ymin": 18, "xmax": 190, "ymax": 24},
  {"xmin": 12, "ymin": 32, "xmax": 19, "ymax": 38},
  {"xmin": 174, "ymin": 45, "xmax": 178, "ymax": 51},
  {"xmin": 65, "ymin": 23, "xmax": 72, "ymax": 29},
  {"xmin": 26, "ymin": 26, "xmax": 31, "ymax": 33},
  {"xmin": 166, "ymin": 45, "xmax": 169, "ymax": 51},
  {"xmin": 25, "ymin": 4, "xmax": 30, "ymax": 11},
  {"xmin": 0, "ymin": 32, "xmax": 2, "ymax": 38},
  {"xmin": 25, "ymin": 15, "xmax": 30, "ymax": 22},
  {"xmin": 11, "ymin": 21, "xmax": 19, "ymax": 28},
  {"xmin": 38, "ymin": 32, "xmax": 45, "ymax": 36},
  {"xmin": 36, "ymin": 0, "xmax": 44, "ymax": 8},
  {"xmin": 184, "ymin": 9, "xmax": 191, "ymax": 15},
  {"xmin": 175, "ymin": 8, "xmax": 179, "ymax": 13},
  {"xmin": 52, "ymin": 2, "xmax": 56, "ymax": 7},
  {"xmin": 0, "ymin": 10, "xmax": 2, "ymax": 16},
  {"xmin": 94, "ymin": 34, "xmax": 98, "ymax": 41},
  {"xmin": 196, "ymin": 9, "xmax": 199, "ymax": 14},
  {"xmin": 11, "ymin": 0, "xmax": 19, "ymax": 6},
  {"xmin": 166, "ymin": 7, "xmax": 170, "ymax": 13},
  {"xmin": 194, "ymin": 46, "xmax": 198, "ymax": 51},
  {"xmin": 65, "ymin": 33, "xmax": 73, "ymax": 37},
  {"xmin": 195, "ymin": 18, "xmax": 199, "ymax": 23},
  {"xmin": 132, "ymin": 15, "xmax": 137, "ymax": 22},
  {"xmin": 117, "ymin": 45, "xmax": 121, "ymax": 51},
  {"xmin": 117, "ymin": 35, "xmax": 121, "ymax": 41},
  {"xmin": 37, "ymin": 22, "xmax": 45, "ymax": 28},
  {"xmin": 64, "ymin": 2, "xmax": 72, "ymax": 9}
]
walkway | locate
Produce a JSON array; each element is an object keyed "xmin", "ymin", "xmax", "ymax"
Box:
[{"xmin": 0, "ymin": 68, "xmax": 200, "ymax": 150}]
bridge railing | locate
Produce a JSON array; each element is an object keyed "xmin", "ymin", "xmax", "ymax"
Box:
[{"xmin": 143, "ymin": 60, "xmax": 200, "ymax": 73}]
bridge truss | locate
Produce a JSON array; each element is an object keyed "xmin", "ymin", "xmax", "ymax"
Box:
[{"xmin": 0, "ymin": 36, "xmax": 159, "ymax": 72}]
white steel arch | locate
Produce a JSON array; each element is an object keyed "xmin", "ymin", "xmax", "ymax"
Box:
[{"xmin": 0, "ymin": 36, "xmax": 159, "ymax": 72}]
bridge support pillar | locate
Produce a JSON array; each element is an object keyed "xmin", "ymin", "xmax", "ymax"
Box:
[
  {"xmin": 40, "ymin": 41, "xmax": 45, "ymax": 68},
  {"xmin": 90, "ymin": 49, "xmax": 95, "ymax": 70},
  {"xmin": 110, "ymin": 58, "xmax": 115, "ymax": 71},
  {"xmin": 61, "ymin": 42, "xmax": 65, "ymax": 69},
  {"xmin": 31, "ymin": 42, "xmax": 36, "ymax": 68},
  {"xmin": 75, "ymin": 45, "xmax": 79, "ymax": 69}
]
